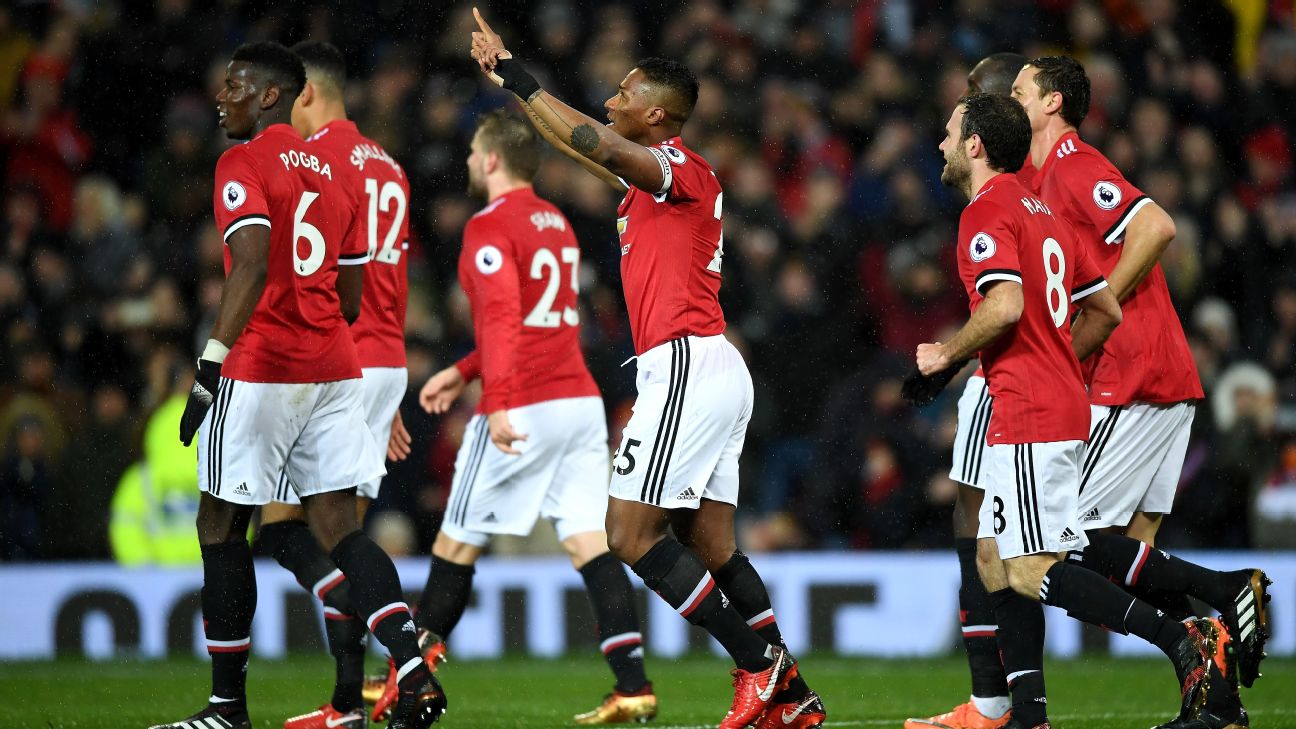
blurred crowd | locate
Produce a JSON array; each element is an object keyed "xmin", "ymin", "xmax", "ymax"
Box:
[{"xmin": 3, "ymin": 0, "xmax": 1296, "ymax": 562}]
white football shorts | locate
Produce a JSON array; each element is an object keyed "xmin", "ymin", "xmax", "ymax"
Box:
[
  {"xmin": 608, "ymin": 334, "xmax": 754, "ymax": 509},
  {"xmin": 1076, "ymin": 401, "xmax": 1196, "ymax": 529},
  {"xmin": 978, "ymin": 440, "xmax": 1089, "ymax": 559},
  {"xmin": 439, "ymin": 395, "xmax": 610, "ymax": 546},
  {"xmin": 950, "ymin": 374, "xmax": 992, "ymax": 489},
  {"xmin": 197, "ymin": 377, "xmax": 385, "ymax": 506},
  {"xmin": 274, "ymin": 366, "xmax": 408, "ymax": 504}
]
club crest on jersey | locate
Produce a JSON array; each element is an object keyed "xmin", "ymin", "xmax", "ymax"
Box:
[
  {"xmin": 661, "ymin": 144, "xmax": 687, "ymax": 165},
  {"xmin": 969, "ymin": 232, "xmax": 996, "ymax": 262},
  {"xmin": 1092, "ymin": 181, "xmax": 1121, "ymax": 210},
  {"xmin": 617, "ymin": 215, "xmax": 628, "ymax": 238},
  {"xmin": 476, "ymin": 245, "xmax": 503, "ymax": 274},
  {"xmin": 222, "ymin": 181, "xmax": 247, "ymax": 211}
]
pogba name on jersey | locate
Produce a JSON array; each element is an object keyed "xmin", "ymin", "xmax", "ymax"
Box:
[{"xmin": 277, "ymin": 148, "xmax": 333, "ymax": 180}]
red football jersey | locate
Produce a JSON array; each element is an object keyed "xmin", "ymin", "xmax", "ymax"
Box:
[
  {"xmin": 1034, "ymin": 131, "xmax": 1202, "ymax": 405},
  {"xmin": 212, "ymin": 124, "xmax": 365, "ymax": 383},
  {"xmin": 453, "ymin": 188, "xmax": 600, "ymax": 413},
  {"xmin": 616, "ymin": 137, "xmax": 726, "ymax": 355},
  {"xmin": 307, "ymin": 120, "xmax": 409, "ymax": 368},
  {"xmin": 957, "ymin": 173, "xmax": 1106, "ymax": 445}
]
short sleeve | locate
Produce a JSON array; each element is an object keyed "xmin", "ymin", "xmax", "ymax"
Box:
[
  {"xmin": 653, "ymin": 143, "xmax": 707, "ymax": 202},
  {"xmin": 213, "ymin": 148, "xmax": 270, "ymax": 244},
  {"xmin": 959, "ymin": 200, "xmax": 1022, "ymax": 298},
  {"xmin": 1069, "ymin": 234, "xmax": 1108, "ymax": 302},
  {"xmin": 1058, "ymin": 152, "xmax": 1152, "ymax": 245}
]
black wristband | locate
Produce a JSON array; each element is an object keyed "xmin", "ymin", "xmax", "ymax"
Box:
[{"xmin": 495, "ymin": 58, "xmax": 542, "ymax": 101}]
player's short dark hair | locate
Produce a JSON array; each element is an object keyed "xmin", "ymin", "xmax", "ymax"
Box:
[
  {"xmin": 1027, "ymin": 55, "xmax": 1090, "ymax": 127},
  {"xmin": 958, "ymin": 93, "xmax": 1031, "ymax": 173},
  {"xmin": 231, "ymin": 42, "xmax": 306, "ymax": 102},
  {"xmin": 474, "ymin": 110, "xmax": 541, "ymax": 182},
  {"xmin": 969, "ymin": 52, "xmax": 1028, "ymax": 96},
  {"xmin": 634, "ymin": 57, "xmax": 698, "ymax": 123},
  {"xmin": 291, "ymin": 40, "xmax": 347, "ymax": 94}
]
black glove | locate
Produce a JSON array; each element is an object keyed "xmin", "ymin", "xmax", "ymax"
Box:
[
  {"xmin": 179, "ymin": 359, "xmax": 222, "ymax": 446},
  {"xmin": 901, "ymin": 359, "xmax": 969, "ymax": 407}
]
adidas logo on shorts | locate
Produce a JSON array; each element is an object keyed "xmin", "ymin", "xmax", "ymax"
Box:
[
  {"xmin": 234, "ymin": 482, "xmax": 251, "ymax": 496},
  {"xmin": 677, "ymin": 487, "xmax": 697, "ymax": 501},
  {"xmin": 1081, "ymin": 507, "xmax": 1101, "ymax": 522},
  {"xmin": 1059, "ymin": 527, "xmax": 1079, "ymax": 544},
  {"xmin": 483, "ymin": 512, "xmax": 497, "ymax": 523}
]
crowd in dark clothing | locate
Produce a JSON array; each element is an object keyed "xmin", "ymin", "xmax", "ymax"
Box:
[{"xmin": 3, "ymin": 0, "xmax": 1296, "ymax": 560}]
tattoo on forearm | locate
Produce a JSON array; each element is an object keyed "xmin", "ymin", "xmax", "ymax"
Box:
[{"xmin": 570, "ymin": 124, "xmax": 599, "ymax": 155}]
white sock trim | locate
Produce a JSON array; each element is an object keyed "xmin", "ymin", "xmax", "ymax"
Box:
[{"xmin": 395, "ymin": 656, "xmax": 424, "ymax": 682}]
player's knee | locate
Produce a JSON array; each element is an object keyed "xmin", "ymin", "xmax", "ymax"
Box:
[
  {"xmin": 605, "ymin": 524, "xmax": 654, "ymax": 566},
  {"xmin": 195, "ymin": 495, "xmax": 247, "ymax": 546},
  {"xmin": 432, "ymin": 531, "xmax": 482, "ymax": 565},
  {"xmin": 1004, "ymin": 555, "xmax": 1053, "ymax": 599}
]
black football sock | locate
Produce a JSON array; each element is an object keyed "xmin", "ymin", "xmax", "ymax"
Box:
[
  {"xmin": 1124, "ymin": 584, "xmax": 1196, "ymax": 622},
  {"xmin": 329, "ymin": 530, "xmax": 423, "ymax": 673},
  {"xmin": 631, "ymin": 538, "xmax": 772, "ymax": 671},
  {"xmin": 713, "ymin": 549, "xmax": 810, "ymax": 701},
  {"xmin": 990, "ymin": 588, "xmax": 1047, "ymax": 726},
  {"xmin": 256, "ymin": 520, "xmax": 365, "ymax": 711},
  {"xmin": 957, "ymin": 539, "xmax": 1009, "ymax": 701},
  {"xmin": 415, "ymin": 555, "xmax": 475, "ymax": 639},
  {"xmin": 201, "ymin": 540, "xmax": 256, "ymax": 707},
  {"xmin": 1071, "ymin": 533, "xmax": 1230, "ymax": 613},
  {"xmin": 322, "ymin": 596, "xmax": 365, "ymax": 710},
  {"xmin": 1041, "ymin": 561, "xmax": 1186, "ymax": 656},
  {"xmin": 579, "ymin": 551, "xmax": 649, "ymax": 693}
]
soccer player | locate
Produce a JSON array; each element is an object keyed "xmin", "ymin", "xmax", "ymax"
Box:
[
  {"xmin": 240, "ymin": 41, "xmax": 413, "ymax": 729},
  {"xmin": 903, "ymin": 52, "xmax": 1029, "ymax": 729},
  {"xmin": 1014, "ymin": 54, "xmax": 1267, "ymax": 696},
  {"xmin": 151, "ymin": 42, "xmax": 444, "ymax": 729},
  {"xmin": 468, "ymin": 10, "xmax": 824, "ymax": 729},
  {"xmin": 921, "ymin": 92, "xmax": 1232, "ymax": 729},
  {"xmin": 381, "ymin": 109, "xmax": 659, "ymax": 725}
]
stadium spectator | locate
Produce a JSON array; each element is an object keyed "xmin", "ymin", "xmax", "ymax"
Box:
[{"xmin": 1, "ymin": 1, "xmax": 1295, "ymax": 557}]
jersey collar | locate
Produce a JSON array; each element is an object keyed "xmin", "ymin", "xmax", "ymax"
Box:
[
  {"xmin": 970, "ymin": 171, "xmax": 1015, "ymax": 205},
  {"xmin": 311, "ymin": 119, "xmax": 358, "ymax": 141},
  {"xmin": 1036, "ymin": 130, "xmax": 1081, "ymax": 182},
  {"xmin": 254, "ymin": 123, "xmax": 299, "ymax": 142}
]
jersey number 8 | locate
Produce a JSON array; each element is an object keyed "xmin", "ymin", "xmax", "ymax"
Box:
[{"xmin": 1042, "ymin": 237, "xmax": 1066, "ymax": 328}]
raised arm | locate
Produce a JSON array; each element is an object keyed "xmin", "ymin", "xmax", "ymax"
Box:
[
  {"xmin": 471, "ymin": 8, "xmax": 663, "ymax": 193},
  {"xmin": 518, "ymin": 99, "xmax": 627, "ymax": 191}
]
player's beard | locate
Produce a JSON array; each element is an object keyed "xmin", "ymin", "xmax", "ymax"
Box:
[
  {"xmin": 467, "ymin": 164, "xmax": 486, "ymax": 200},
  {"xmin": 941, "ymin": 148, "xmax": 971, "ymax": 196}
]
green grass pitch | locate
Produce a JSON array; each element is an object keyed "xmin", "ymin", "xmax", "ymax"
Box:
[{"xmin": 0, "ymin": 655, "xmax": 1292, "ymax": 728}]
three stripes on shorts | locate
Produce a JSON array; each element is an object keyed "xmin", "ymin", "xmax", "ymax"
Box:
[{"xmin": 640, "ymin": 338, "xmax": 691, "ymax": 505}]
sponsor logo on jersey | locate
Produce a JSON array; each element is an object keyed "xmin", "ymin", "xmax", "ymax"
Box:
[
  {"xmin": 1093, "ymin": 181, "xmax": 1121, "ymax": 210},
  {"xmin": 476, "ymin": 245, "xmax": 504, "ymax": 274},
  {"xmin": 969, "ymin": 232, "xmax": 996, "ymax": 262},
  {"xmin": 222, "ymin": 181, "xmax": 247, "ymax": 211}
]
